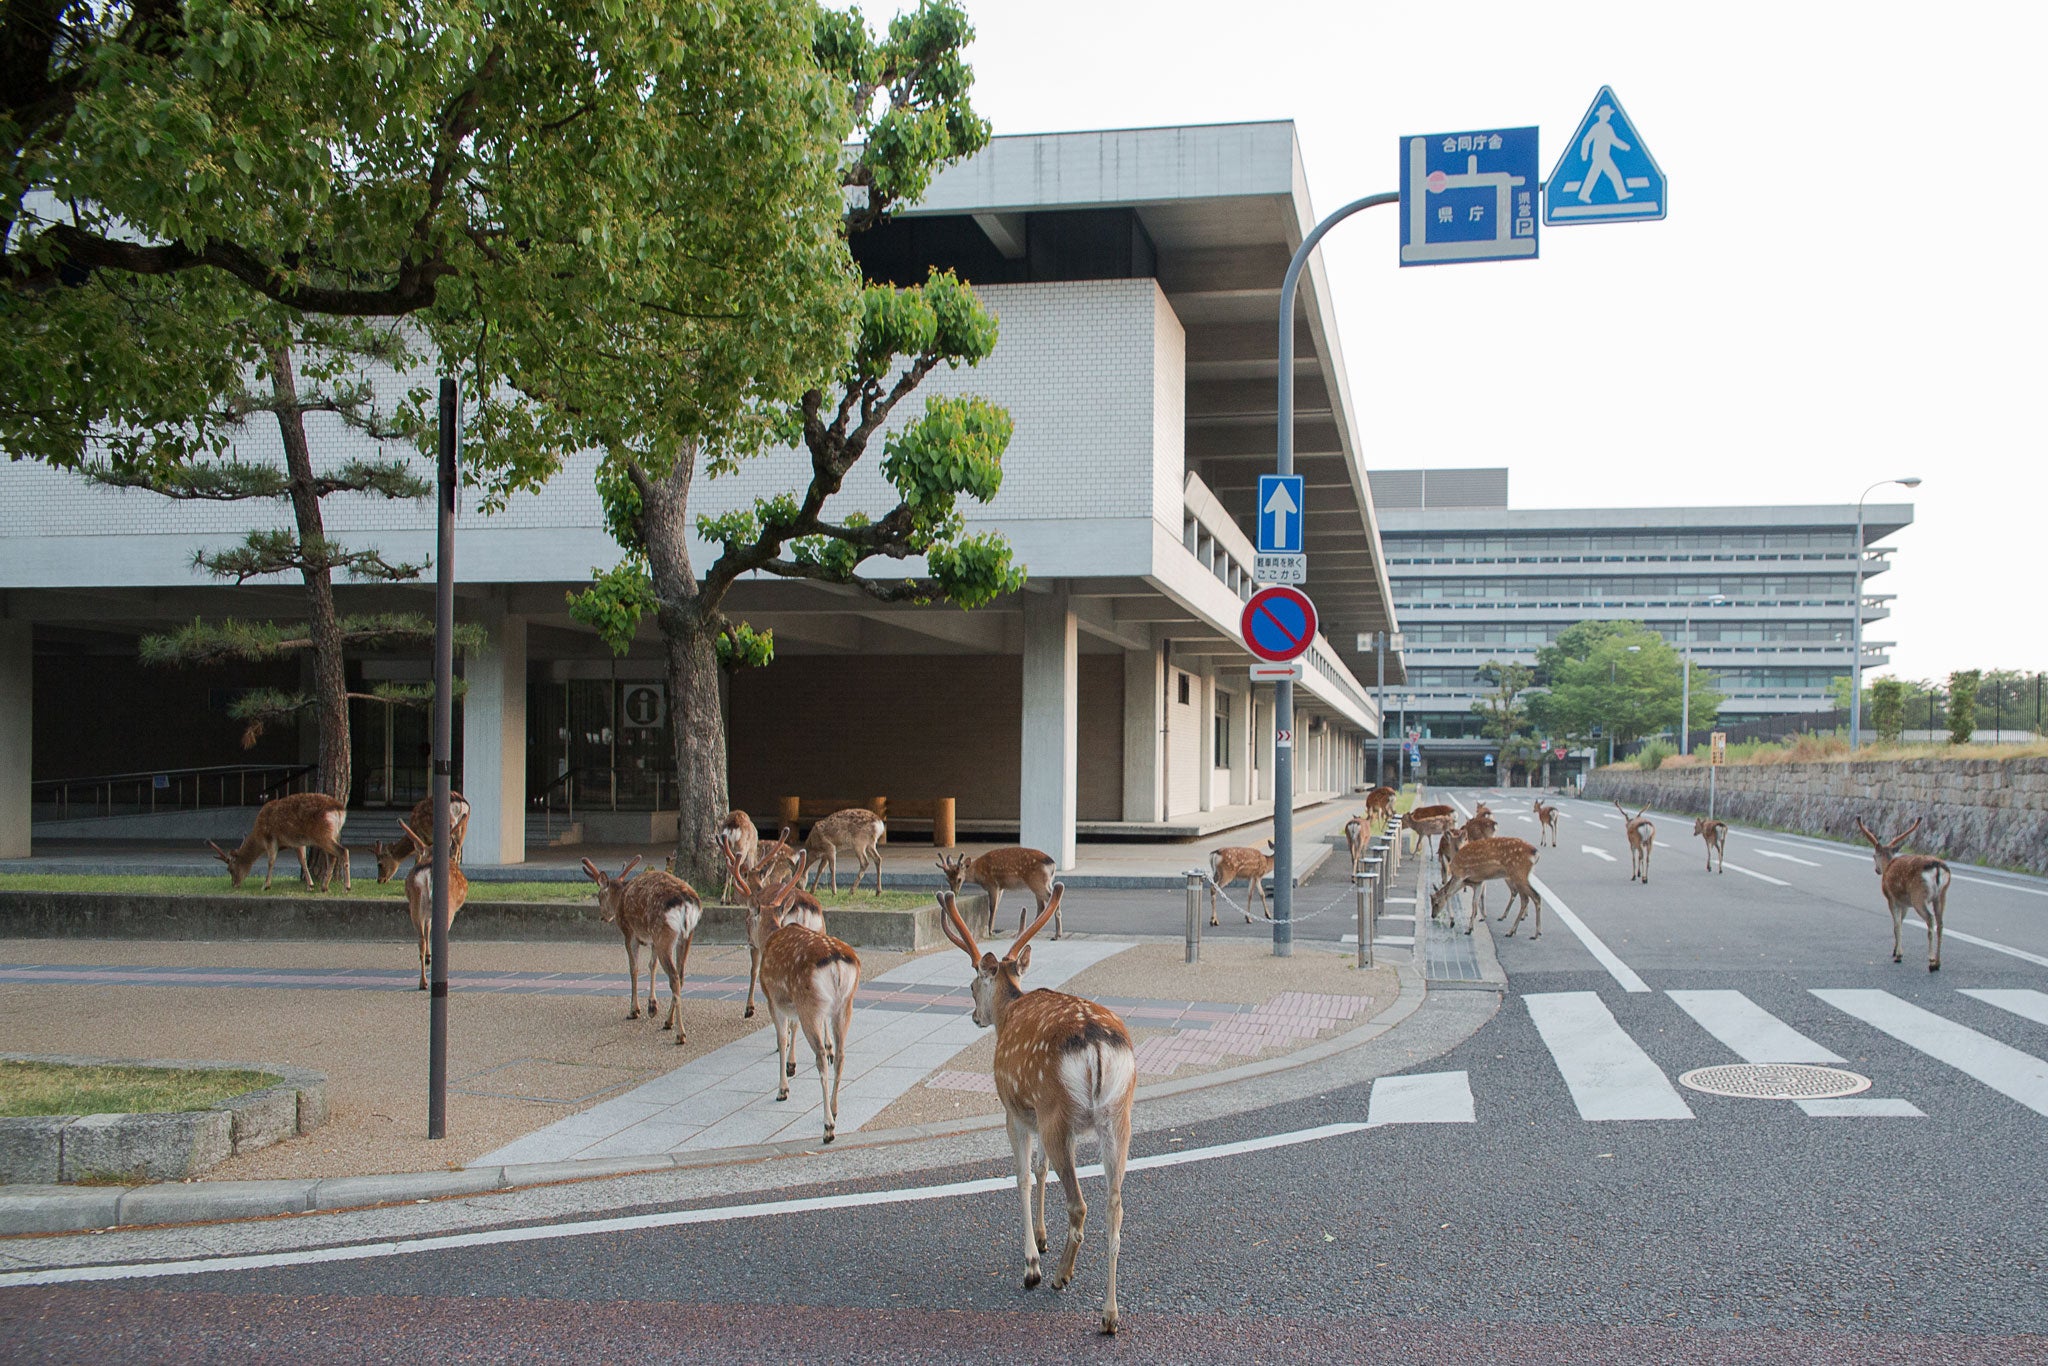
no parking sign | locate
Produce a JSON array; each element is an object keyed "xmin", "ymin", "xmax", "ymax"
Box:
[{"xmin": 1241, "ymin": 586, "xmax": 1318, "ymax": 663}]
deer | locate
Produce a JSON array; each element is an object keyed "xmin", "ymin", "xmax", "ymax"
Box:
[
  {"xmin": 1343, "ymin": 814, "xmax": 1370, "ymax": 872},
  {"xmin": 373, "ymin": 792, "xmax": 470, "ymax": 883},
  {"xmin": 581, "ymin": 856, "xmax": 703, "ymax": 1044},
  {"xmin": 1532, "ymin": 798, "xmax": 1560, "ymax": 847},
  {"xmin": 1693, "ymin": 816, "xmax": 1729, "ymax": 873},
  {"xmin": 1363, "ymin": 785, "xmax": 1397, "ymax": 819},
  {"xmin": 1437, "ymin": 808, "xmax": 1500, "ymax": 917},
  {"xmin": 721, "ymin": 841, "xmax": 827, "ymax": 1020},
  {"xmin": 938, "ymin": 847, "xmax": 1058, "ymax": 939},
  {"xmin": 755, "ymin": 878, "xmax": 862, "ymax": 1143},
  {"xmin": 209, "ymin": 792, "xmax": 352, "ymax": 893},
  {"xmin": 1208, "ymin": 840, "xmax": 1275, "ymax": 925},
  {"xmin": 938, "ymin": 885, "xmax": 1135, "ymax": 1336},
  {"xmin": 1429, "ymin": 836, "xmax": 1544, "ymax": 939},
  {"xmin": 1615, "ymin": 801, "xmax": 1656, "ymax": 883},
  {"xmin": 715, "ymin": 809, "xmax": 759, "ymax": 903},
  {"xmin": 803, "ymin": 808, "xmax": 887, "ymax": 897},
  {"xmin": 1856, "ymin": 818, "xmax": 1952, "ymax": 971},
  {"xmin": 395, "ymin": 819, "xmax": 467, "ymax": 991},
  {"xmin": 1404, "ymin": 803, "xmax": 1459, "ymax": 863}
]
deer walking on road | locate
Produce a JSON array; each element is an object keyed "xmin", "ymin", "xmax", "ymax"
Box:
[
  {"xmin": 1693, "ymin": 816, "xmax": 1728, "ymax": 873},
  {"xmin": 1615, "ymin": 802, "xmax": 1656, "ymax": 884},
  {"xmin": 1857, "ymin": 818, "xmax": 1952, "ymax": 971}
]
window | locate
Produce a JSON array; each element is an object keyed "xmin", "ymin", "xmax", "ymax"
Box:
[
  {"xmin": 1214, "ymin": 692, "xmax": 1232, "ymax": 763},
  {"xmin": 1177, "ymin": 673, "xmax": 1191, "ymax": 706}
]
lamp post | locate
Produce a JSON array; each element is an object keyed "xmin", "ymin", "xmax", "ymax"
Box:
[
  {"xmin": 1679, "ymin": 594, "xmax": 1726, "ymax": 755},
  {"xmin": 1850, "ymin": 476, "xmax": 1922, "ymax": 751}
]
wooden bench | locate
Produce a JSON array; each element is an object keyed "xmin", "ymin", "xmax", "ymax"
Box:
[{"xmin": 775, "ymin": 796, "xmax": 956, "ymax": 848}]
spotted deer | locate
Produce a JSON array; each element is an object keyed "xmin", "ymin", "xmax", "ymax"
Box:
[
  {"xmin": 938, "ymin": 847, "xmax": 1058, "ymax": 939},
  {"xmin": 209, "ymin": 792, "xmax": 351, "ymax": 892},
  {"xmin": 1208, "ymin": 841, "xmax": 1275, "ymax": 926},
  {"xmin": 1532, "ymin": 798, "xmax": 1560, "ymax": 847},
  {"xmin": 396, "ymin": 819, "xmax": 467, "ymax": 991},
  {"xmin": 720, "ymin": 841, "xmax": 826, "ymax": 1020},
  {"xmin": 1404, "ymin": 804, "xmax": 1459, "ymax": 863},
  {"xmin": 373, "ymin": 792, "xmax": 470, "ymax": 883},
  {"xmin": 1363, "ymin": 785, "xmax": 1397, "ymax": 820},
  {"xmin": 803, "ymin": 808, "xmax": 887, "ymax": 896},
  {"xmin": 1429, "ymin": 836, "xmax": 1543, "ymax": 938},
  {"xmin": 581, "ymin": 856, "xmax": 703, "ymax": 1044},
  {"xmin": 754, "ymin": 879, "xmax": 862, "ymax": 1142},
  {"xmin": 1614, "ymin": 801, "xmax": 1656, "ymax": 883},
  {"xmin": 1437, "ymin": 808, "xmax": 1500, "ymax": 917},
  {"xmin": 1693, "ymin": 816, "xmax": 1729, "ymax": 873},
  {"xmin": 715, "ymin": 809, "xmax": 759, "ymax": 903},
  {"xmin": 1856, "ymin": 818, "xmax": 1952, "ymax": 971},
  {"xmin": 938, "ymin": 885, "xmax": 1135, "ymax": 1335}
]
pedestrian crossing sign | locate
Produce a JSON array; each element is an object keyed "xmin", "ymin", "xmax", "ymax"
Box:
[{"xmin": 1545, "ymin": 86, "xmax": 1666, "ymax": 225}]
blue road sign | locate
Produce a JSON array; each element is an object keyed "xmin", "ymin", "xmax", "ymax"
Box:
[
  {"xmin": 1256, "ymin": 474, "xmax": 1305, "ymax": 554},
  {"xmin": 1399, "ymin": 126, "xmax": 1539, "ymax": 266},
  {"xmin": 1241, "ymin": 586, "xmax": 1318, "ymax": 664},
  {"xmin": 1545, "ymin": 87, "xmax": 1665, "ymax": 224}
]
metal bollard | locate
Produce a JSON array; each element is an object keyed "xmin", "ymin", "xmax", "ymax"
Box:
[
  {"xmin": 1184, "ymin": 868, "xmax": 1205, "ymax": 964},
  {"xmin": 1386, "ymin": 819, "xmax": 1402, "ymax": 873},
  {"xmin": 1354, "ymin": 867, "xmax": 1375, "ymax": 968}
]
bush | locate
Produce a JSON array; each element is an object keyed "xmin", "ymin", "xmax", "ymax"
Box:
[
  {"xmin": 1634, "ymin": 739, "xmax": 1677, "ymax": 770},
  {"xmin": 1948, "ymin": 670, "xmax": 1982, "ymax": 745},
  {"xmin": 1870, "ymin": 678, "xmax": 1907, "ymax": 745}
]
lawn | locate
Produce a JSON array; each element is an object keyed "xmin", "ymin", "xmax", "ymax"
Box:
[{"xmin": 0, "ymin": 1059, "xmax": 282, "ymax": 1117}]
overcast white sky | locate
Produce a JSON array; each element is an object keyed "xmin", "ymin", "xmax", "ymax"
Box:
[{"xmin": 896, "ymin": 0, "xmax": 2045, "ymax": 682}]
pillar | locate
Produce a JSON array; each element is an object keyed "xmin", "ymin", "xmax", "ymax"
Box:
[
  {"xmin": 1197, "ymin": 669, "xmax": 1217, "ymax": 813},
  {"xmin": 0, "ymin": 621, "xmax": 28, "ymax": 858},
  {"xmin": 1226, "ymin": 684, "xmax": 1250, "ymax": 807},
  {"xmin": 1021, "ymin": 592, "xmax": 1078, "ymax": 868},
  {"xmin": 461, "ymin": 606, "xmax": 527, "ymax": 866},
  {"xmin": 1122, "ymin": 646, "xmax": 1164, "ymax": 824}
]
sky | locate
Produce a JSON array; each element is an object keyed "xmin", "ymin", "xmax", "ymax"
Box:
[{"xmin": 878, "ymin": 0, "xmax": 2045, "ymax": 682}]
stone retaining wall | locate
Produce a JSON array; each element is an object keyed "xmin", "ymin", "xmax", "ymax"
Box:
[{"xmin": 1584, "ymin": 758, "xmax": 2048, "ymax": 874}]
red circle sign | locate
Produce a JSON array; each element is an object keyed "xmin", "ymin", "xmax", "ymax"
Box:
[{"xmin": 1240, "ymin": 586, "xmax": 1318, "ymax": 663}]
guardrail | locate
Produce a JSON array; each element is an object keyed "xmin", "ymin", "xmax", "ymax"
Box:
[{"xmin": 31, "ymin": 764, "xmax": 318, "ymax": 821}]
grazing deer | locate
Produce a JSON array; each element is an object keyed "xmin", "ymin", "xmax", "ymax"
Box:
[
  {"xmin": 1856, "ymin": 818, "xmax": 1952, "ymax": 971},
  {"xmin": 1404, "ymin": 804, "xmax": 1459, "ymax": 862},
  {"xmin": 1363, "ymin": 785, "xmax": 1397, "ymax": 819},
  {"xmin": 209, "ymin": 792, "xmax": 352, "ymax": 892},
  {"xmin": 1693, "ymin": 816, "xmax": 1729, "ymax": 873},
  {"xmin": 938, "ymin": 847, "xmax": 1059, "ymax": 939},
  {"xmin": 715, "ymin": 809, "xmax": 759, "ymax": 903},
  {"xmin": 581, "ymin": 856, "xmax": 703, "ymax": 1044},
  {"xmin": 1614, "ymin": 801, "xmax": 1656, "ymax": 883},
  {"xmin": 1532, "ymin": 799, "xmax": 1560, "ymax": 847},
  {"xmin": 721, "ymin": 842, "xmax": 827, "ymax": 1020},
  {"xmin": 938, "ymin": 886, "xmax": 1135, "ymax": 1336},
  {"xmin": 396, "ymin": 819, "xmax": 467, "ymax": 991},
  {"xmin": 803, "ymin": 808, "xmax": 887, "ymax": 897},
  {"xmin": 755, "ymin": 884, "xmax": 862, "ymax": 1142},
  {"xmin": 1208, "ymin": 841, "xmax": 1275, "ymax": 926},
  {"xmin": 373, "ymin": 792, "xmax": 470, "ymax": 883},
  {"xmin": 1430, "ymin": 836, "xmax": 1543, "ymax": 938}
]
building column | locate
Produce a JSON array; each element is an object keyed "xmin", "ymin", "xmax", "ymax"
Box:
[
  {"xmin": 461, "ymin": 606, "xmax": 527, "ymax": 866},
  {"xmin": 0, "ymin": 621, "xmax": 28, "ymax": 858},
  {"xmin": 1121, "ymin": 646, "xmax": 1163, "ymax": 825},
  {"xmin": 1225, "ymin": 684, "xmax": 1250, "ymax": 807},
  {"xmin": 1021, "ymin": 592, "xmax": 1078, "ymax": 868},
  {"xmin": 1197, "ymin": 669, "xmax": 1217, "ymax": 813}
]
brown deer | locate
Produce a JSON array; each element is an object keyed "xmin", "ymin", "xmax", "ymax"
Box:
[
  {"xmin": 715, "ymin": 809, "xmax": 759, "ymax": 904},
  {"xmin": 1208, "ymin": 841, "xmax": 1275, "ymax": 925},
  {"xmin": 1404, "ymin": 803, "xmax": 1459, "ymax": 861},
  {"xmin": 373, "ymin": 792, "xmax": 470, "ymax": 883},
  {"xmin": 721, "ymin": 841, "xmax": 827, "ymax": 1020},
  {"xmin": 1614, "ymin": 801, "xmax": 1656, "ymax": 883},
  {"xmin": 755, "ymin": 885, "xmax": 862, "ymax": 1142},
  {"xmin": 1693, "ymin": 816, "xmax": 1729, "ymax": 873},
  {"xmin": 1363, "ymin": 785, "xmax": 1397, "ymax": 819},
  {"xmin": 1856, "ymin": 818, "xmax": 1952, "ymax": 971},
  {"xmin": 396, "ymin": 819, "xmax": 467, "ymax": 991},
  {"xmin": 803, "ymin": 808, "xmax": 887, "ymax": 896},
  {"xmin": 1343, "ymin": 814, "xmax": 1371, "ymax": 871},
  {"xmin": 938, "ymin": 886, "xmax": 1135, "ymax": 1336},
  {"xmin": 1430, "ymin": 836, "xmax": 1544, "ymax": 939},
  {"xmin": 1532, "ymin": 798, "xmax": 1560, "ymax": 847},
  {"xmin": 1437, "ymin": 809, "xmax": 1500, "ymax": 917},
  {"xmin": 938, "ymin": 847, "xmax": 1059, "ymax": 939},
  {"xmin": 209, "ymin": 792, "xmax": 352, "ymax": 892},
  {"xmin": 581, "ymin": 856, "xmax": 703, "ymax": 1044}
]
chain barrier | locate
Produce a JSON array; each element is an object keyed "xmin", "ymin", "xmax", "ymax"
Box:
[{"xmin": 1197, "ymin": 865, "xmax": 1380, "ymax": 926}]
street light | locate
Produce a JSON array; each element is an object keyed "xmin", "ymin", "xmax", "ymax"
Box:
[
  {"xmin": 1679, "ymin": 594, "xmax": 1726, "ymax": 756},
  {"xmin": 1850, "ymin": 476, "xmax": 1922, "ymax": 751},
  {"xmin": 1608, "ymin": 644, "xmax": 1642, "ymax": 765}
]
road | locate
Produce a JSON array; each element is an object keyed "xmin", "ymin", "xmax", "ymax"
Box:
[{"xmin": 4, "ymin": 788, "xmax": 2046, "ymax": 1363}]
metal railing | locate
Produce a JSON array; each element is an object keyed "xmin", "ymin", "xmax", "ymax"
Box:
[{"xmin": 30, "ymin": 763, "xmax": 318, "ymax": 822}]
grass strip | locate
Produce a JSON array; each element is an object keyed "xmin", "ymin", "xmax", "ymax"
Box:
[{"xmin": 0, "ymin": 1059, "xmax": 283, "ymax": 1117}]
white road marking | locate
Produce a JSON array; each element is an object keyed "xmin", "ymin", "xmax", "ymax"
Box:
[
  {"xmin": 1963, "ymin": 988, "xmax": 2048, "ymax": 1028},
  {"xmin": 1517, "ymin": 814, "xmax": 1534, "ymax": 823},
  {"xmin": 1953, "ymin": 874, "xmax": 2048, "ymax": 899},
  {"xmin": 1814, "ymin": 989, "xmax": 2048, "ymax": 1117},
  {"xmin": 1367, "ymin": 1071, "xmax": 1475, "ymax": 1125},
  {"xmin": 1753, "ymin": 849, "xmax": 1820, "ymax": 868},
  {"xmin": 1524, "ymin": 992, "xmax": 1692, "ymax": 1120},
  {"xmin": 1721, "ymin": 863, "xmax": 1790, "ymax": 887},
  {"xmin": 1736, "ymin": 834, "xmax": 1866, "ymax": 862},
  {"xmin": 1526, "ymin": 873, "xmax": 1651, "ymax": 994},
  {"xmin": 1341, "ymin": 933, "xmax": 1414, "ymax": 946},
  {"xmin": 1581, "ymin": 845, "xmax": 1616, "ymax": 862},
  {"xmin": 1667, "ymin": 989, "xmax": 1845, "ymax": 1063},
  {"xmin": 1942, "ymin": 929, "xmax": 2048, "ymax": 970},
  {"xmin": 1583, "ymin": 819, "xmax": 1611, "ymax": 829},
  {"xmin": 1796, "ymin": 1098, "xmax": 1924, "ymax": 1117}
]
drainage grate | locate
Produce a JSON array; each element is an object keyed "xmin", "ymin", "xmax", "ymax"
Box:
[{"xmin": 1678, "ymin": 1063, "xmax": 1872, "ymax": 1100}]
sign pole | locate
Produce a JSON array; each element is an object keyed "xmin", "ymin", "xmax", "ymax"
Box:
[
  {"xmin": 428, "ymin": 378, "xmax": 458, "ymax": 1140},
  {"xmin": 1274, "ymin": 191, "xmax": 1399, "ymax": 957}
]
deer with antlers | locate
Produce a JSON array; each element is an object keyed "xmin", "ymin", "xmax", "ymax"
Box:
[
  {"xmin": 721, "ymin": 839, "xmax": 827, "ymax": 1020},
  {"xmin": 938, "ymin": 847, "xmax": 1058, "ymax": 939},
  {"xmin": 1208, "ymin": 840, "xmax": 1275, "ymax": 926},
  {"xmin": 1532, "ymin": 798, "xmax": 1560, "ymax": 847},
  {"xmin": 395, "ymin": 818, "xmax": 467, "ymax": 991},
  {"xmin": 371, "ymin": 792, "xmax": 470, "ymax": 883},
  {"xmin": 939, "ymin": 885, "xmax": 1134, "ymax": 1335},
  {"xmin": 803, "ymin": 808, "xmax": 887, "ymax": 897},
  {"xmin": 1856, "ymin": 818, "xmax": 1952, "ymax": 971},
  {"xmin": 714, "ymin": 809, "xmax": 759, "ymax": 903},
  {"xmin": 1614, "ymin": 801, "xmax": 1656, "ymax": 883},
  {"xmin": 581, "ymin": 856, "xmax": 702, "ymax": 1044},
  {"xmin": 1693, "ymin": 816, "xmax": 1729, "ymax": 873},
  {"xmin": 754, "ymin": 878, "xmax": 862, "ymax": 1143},
  {"xmin": 209, "ymin": 792, "xmax": 352, "ymax": 893},
  {"xmin": 1429, "ymin": 836, "xmax": 1544, "ymax": 938}
]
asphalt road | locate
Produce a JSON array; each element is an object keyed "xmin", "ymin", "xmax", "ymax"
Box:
[{"xmin": 5, "ymin": 788, "xmax": 2046, "ymax": 1363}]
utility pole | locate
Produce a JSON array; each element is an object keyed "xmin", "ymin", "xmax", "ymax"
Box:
[
  {"xmin": 427, "ymin": 378, "xmax": 458, "ymax": 1140},
  {"xmin": 1374, "ymin": 631, "xmax": 1386, "ymax": 786}
]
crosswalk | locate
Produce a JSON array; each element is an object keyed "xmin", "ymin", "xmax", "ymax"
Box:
[{"xmin": 1369, "ymin": 986, "xmax": 2048, "ymax": 1127}]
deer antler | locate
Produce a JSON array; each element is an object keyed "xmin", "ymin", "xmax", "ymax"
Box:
[
  {"xmin": 938, "ymin": 890, "xmax": 982, "ymax": 960},
  {"xmin": 1889, "ymin": 817, "xmax": 1923, "ymax": 847},
  {"xmin": 618, "ymin": 855, "xmax": 644, "ymax": 881},
  {"xmin": 579, "ymin": 858, "xmax": 605, "ymax": 884},
  {"xmin": 1007, "ymin": 883, "xmax": 1066, "ymax": 960}
]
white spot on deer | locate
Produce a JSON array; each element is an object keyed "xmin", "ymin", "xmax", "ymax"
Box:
[{"xmin": 664, "ymin": 907, "xmax": 684, "ymax": 940}]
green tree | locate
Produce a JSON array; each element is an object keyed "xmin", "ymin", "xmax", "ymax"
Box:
[
  {"xmin": 1869, "ymin": 677, "xmax": 1907, "ymax": 746},
  {"xmin": 567, "ymin": 2, "xmax": 1027, "ymax": 887},
  {"xmin": 1529, "ymin": 620, "xmax": 1721, "ymax": 755},
  {"xmin": 1948, "ymin": 669, "xmax": 1982, "ymax": 745},
  {"xmin": 1470, "ymin": 660, "xmax": 1534, "ymax": 746}
]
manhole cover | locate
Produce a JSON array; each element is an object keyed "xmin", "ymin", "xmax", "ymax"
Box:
[{"xmin": 1678, "ymin": 1063, "xmax": 1871, "ymax": 1100}]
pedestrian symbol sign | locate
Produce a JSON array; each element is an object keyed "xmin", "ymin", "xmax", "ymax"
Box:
[
  {"xmin": 1545, "ymin": 86, "xmax": 1665, "ymax": 224},
  {"xmin": 1400, "ymin": 126, "xmax": 1540, "ymax": 266}
]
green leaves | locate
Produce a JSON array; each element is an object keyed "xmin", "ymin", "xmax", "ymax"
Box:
[
  {"xmin": 566, "ymin": 557, "xmax": 659, "ymax": 657},
  {"xmin": 926, "ymin": 532, "xmax": 1024, "ymax": 609},
  {"xmin": 882, "ymin": 395, "xmax": 1011, "ymax": 509}
]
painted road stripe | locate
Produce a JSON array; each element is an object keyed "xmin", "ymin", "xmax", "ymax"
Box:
[
  {"xmin": 1668, "ymin": 990, "xmax": 1844, "ymax": 1063},
  {"xmin": 1524, "ymin": 992, "xmax": 1692, "ymax": 1120},
  {"xmin": 1796, "ymin": 1098, "xmax": 1924, "ymax": 1118},
  {"xmin": 1581, "ymin": 845, "xmax": 1616, "ymax": 862},
  {"xmin": 1526, "ymin": 874, "xmax": 1651, "ymax": 994},
  {"xmin": 1814, "ymin": 989, "xmax": 2048, "ymax": 1117},
  {"xmin": 1952, "ymin": 874, "xmax": 2048, "ymax": 899},
  {"xmin": 1367, "ymin": 1071, "xmax": 1474, "ymax": 1125},
  {"xmin": 1583, "ymin": 819, "xmax": 1610, "ymax": 829},
  {"xmin": 1721, "ymin": 863, "xmax": 1790, "ymax": 887},
  {"xmin": 1753, "ymin": 849, "xmax": 1820, "ymax": 867},
  {"xmin": 1963, "ymin": 989, "xmax": 2048, "ymax": 1029},
  {"xmin": 1943, "ymin": 929, "xmax": 2048, "ymax": 970}
]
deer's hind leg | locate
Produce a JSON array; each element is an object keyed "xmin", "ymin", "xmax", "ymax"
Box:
[{"xmin": 1044, "ymin": 1121, "xmax": 1089, "ymax": 1292}]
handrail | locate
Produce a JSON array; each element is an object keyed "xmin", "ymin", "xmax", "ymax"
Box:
[{"xmin": 31, "ymin": 762, "xmax": 319, "ymax": 822}]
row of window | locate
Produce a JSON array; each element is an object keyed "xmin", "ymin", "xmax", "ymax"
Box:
[
  {"xmin": 1403, "ymin": 665, "xmax": 1850, "ymax": 691},
  {"xmin": 1399, "ymin": 620, "xmax": 1855, "ymax": 645},
  {"xmin": 1398, "ymin": 575, "xmax": 1857, "ymax": 600},
  {"xmin": 1385, "ymin": 530, "xmax": 1859, "ymax": 556}
]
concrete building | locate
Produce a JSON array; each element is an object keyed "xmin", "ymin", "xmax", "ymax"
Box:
[
  {"xmin": 0, "ymin": 122, "xmax": 1403, "ymax": 863},
  {"xmin": 1370, "ymin": 468, "xmax": 1912, "ymax": 780}
]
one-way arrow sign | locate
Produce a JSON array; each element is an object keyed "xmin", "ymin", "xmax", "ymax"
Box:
[{"xmin": 1257, "ymin": 474, "xmax": 1304, "ymax": 555}]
